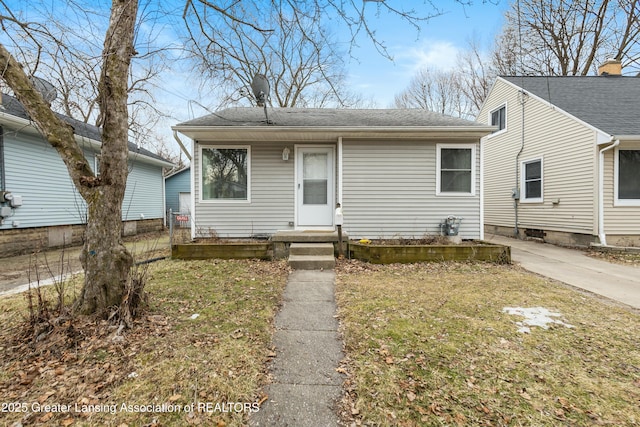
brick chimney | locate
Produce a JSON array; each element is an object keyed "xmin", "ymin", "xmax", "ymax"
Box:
[{"xmin": 598, "ymin": 59, "xmax": 622, "ymax": 76}]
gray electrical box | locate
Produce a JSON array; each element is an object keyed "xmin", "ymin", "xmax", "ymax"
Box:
[
  {"xmin": 0, "ymin": 206, "xmax": 12, "ymax": 217},
  {"xmin": 511, "ymin": 188, "xmax": 520, "ymax": 200},
  {"xmin": 8, "ymin": 195, "xmax": 22, "ymax": 207}
]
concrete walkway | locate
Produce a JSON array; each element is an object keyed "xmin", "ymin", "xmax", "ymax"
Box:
[
  {"xmin": 250, "ymin": 270, "xmax": 344, "ymax": 427},
  {"xmin": 487, "ymin": 234, "xmax": 640, "ymax": 309}
]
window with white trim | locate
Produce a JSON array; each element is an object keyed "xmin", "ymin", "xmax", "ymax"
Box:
[
  {"xmin": 490, "ymin": 105, "xmax": 506, "ymax": 133},
  {"xmin": 200, "ymin": 146, "xmax": 250, "ymax": 201},
  {"xmin": 617, "ymin": 149, "xmax": 640, "ymax": 204},
  {"xmin": 437, "ymin": 144, "xmax": 475, "ymax": 195},
  {"xmin": 521, "ymin": 158, "xmax": 543, "ymax": 202}
]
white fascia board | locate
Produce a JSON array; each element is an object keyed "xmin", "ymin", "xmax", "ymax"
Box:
[{"xmin": 172, "ymin": 125, "xmax": 496, "ymax": 142}]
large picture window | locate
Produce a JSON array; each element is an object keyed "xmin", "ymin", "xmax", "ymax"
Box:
[
  {"xmin": 521, "ymin": 158, "xmax": 543, "ymax": 203},
  {"xmin": 617, "ymin": 149, "xmax": 640, "ymax": 203},
  {"xmin": 201, "ymin": 146, "xmax": 250, "ymax": 201},
  {"xmin": 437, "ymin": 144, "xmax": 475, "ymax": 195}
]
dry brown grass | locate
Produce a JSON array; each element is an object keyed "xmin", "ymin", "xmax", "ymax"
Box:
[
  {"xmin": 0, "ymin": 258, "xmax": 289, "ymax": 426},
  {"xmin": 336, "ymin": 260, "xmax": 640, "ymax": 426}
]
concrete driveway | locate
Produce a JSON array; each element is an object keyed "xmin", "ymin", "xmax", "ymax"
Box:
[{"xmin": 487, "ymin": 234, "xmax": 640, "ymax": 309}]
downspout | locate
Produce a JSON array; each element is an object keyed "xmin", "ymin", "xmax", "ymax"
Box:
[
  {"xmin": 598, "ymin": 138, "xmax": 619, "ymax": 246},
  {"xmin": 514, "ymin": 90, "xmax": 528, "ymax": 237},
  {"xmin": 173, "ymin": 130, "xmax": 192, "ymax": 161},
  {"xmin": 337, "ymin": 136, "xmax": 343, "ymax": 206}
]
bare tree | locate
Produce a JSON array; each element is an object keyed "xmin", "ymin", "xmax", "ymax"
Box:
[
  {"xmin": 456, "ymin": 35, "xmax": 496, "ymax": 115},
  {"xmin": 0, "ymin": 1, "xmax": 173, "ymax": 153},
  {"xmin": 182, "ymin": 0, "xmax": 442, "ymax": 108},
  {"xmin": 183, "ymin": 3, "xmax": 357, "ymax": 107},
  {"xmin": 498, "ymin": 0, "xmax": 640, "ymax": 75},
  {"xmin": 0, "ymin": 0, "xmax": 457, "ymax": 321},
  {"xmin": 0, "ymin": 0, "xmax": 139, "ymax": 319},
  {"xmin": 394, "ymin": 67, "xmax": 475, "ymax": 119}
]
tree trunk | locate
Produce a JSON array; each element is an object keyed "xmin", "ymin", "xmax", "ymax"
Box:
[
  {"xmin": 75, "ymin": 189, "xmax": 133, "ymax": 315},
  {"xmin": 0, "ymin": 0, "xmax": 140, "ymax": 319},
  {"xmin": 74, "ymin": 0, "xmax": 139, "ymax": 317}
]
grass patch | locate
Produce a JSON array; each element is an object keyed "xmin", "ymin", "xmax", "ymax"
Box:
[
  {"xmin": 0, "ymin": 258, "xmax": 288, "ymax": 426},
  {"xmin": 587, "ymin": 249, "xmax": 640, "ymax": 267},
  {"xmin": 336, "ymin": 261, "xmax": 640, "ymax": 426}
]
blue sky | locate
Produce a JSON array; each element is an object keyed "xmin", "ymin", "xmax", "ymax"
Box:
[
  {"xmin": 155, "ymin": 1, "xmax": 510, "ymax": 156},
  {"xmin": 0, "ymin": 0, "xmax": 510, "ymax": 155},
  {"xmin": 342, "ymin": 0, "xmax": 509, "ymax": 107}
]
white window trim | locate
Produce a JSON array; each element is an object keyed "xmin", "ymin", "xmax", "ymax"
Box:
[
  {"xmin": 520, "ymin": 157, "xmax": 543, "ymax": 203},
  {"xmin": 486, "ymin": 103, "xmax": 507, "ymax": 138},
  {"xmin": 614, "ymin": 147, "xmax": 640, "ymax": 207},
  {"xmin": 199, "ymin": 145, "xmax": 251, "ymax": 204},
  {"xmin": 436, "ymin": 143, "xmax": 476, "ymax": 197}
]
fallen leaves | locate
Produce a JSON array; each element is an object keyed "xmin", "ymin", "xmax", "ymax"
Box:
[
  {"xmin": 336, "ymin": 261, "xmax": 640, "ymax": 426},
  {"xmin": 0, "ymin": 258, "xmax": 290, "ymax": 426}
]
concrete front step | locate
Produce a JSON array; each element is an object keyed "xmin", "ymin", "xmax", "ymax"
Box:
[
  {"xmin": 289, "ymin": 242, "xmax": 334, "ymax": 256},
  {"xmin": 288, "ymin": 254, "xmax": 336, "ymax": 270}
]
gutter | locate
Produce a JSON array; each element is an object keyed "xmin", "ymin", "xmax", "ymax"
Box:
[
  {"xmin": 598, "ymin": 138, "xmax": 619, "ymax": 246},
  {"xmin": 1, "ymin": 110, "xmax": 172, "ymax": 168},
  {"xmin": 172, "ymin": 125, "xmax": 496, "ymax": 142},
  {"xmin": 173, "ymin": 130, "xmax": 192, "ymax": 161}
]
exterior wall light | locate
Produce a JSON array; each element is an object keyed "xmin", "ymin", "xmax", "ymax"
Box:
[{"xmin": 282, "ymin": 147, "xmax": 290, "ymax": 161}]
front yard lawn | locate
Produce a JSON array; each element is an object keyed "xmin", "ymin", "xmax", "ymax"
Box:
[
  {"xmin": 0, "ymin": 259, "xmax": 289, "ymax": 427},
  {"xmin": 336, "ymin": 261, "xmax": 640, "ymax": 426}
]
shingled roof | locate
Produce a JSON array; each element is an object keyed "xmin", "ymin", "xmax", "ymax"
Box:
[
  {"xmin": 502, "ymin": 75, "xmax": 640, "ymax": 137},
  {"xmin": 0, "ymin": 93, "xmax": 171, "ymax": 164},
  {"xmin": 178, "ymin": 107, "xmax": 489, "ymax": 128}
]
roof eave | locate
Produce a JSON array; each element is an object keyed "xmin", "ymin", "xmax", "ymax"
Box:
[
  {"xmin": 612, "ymin": 135, "xmax": 640, "ymax": 142},
  {"xmin": 2, "ymin": 110, "xmax": 173, "ymax": 167},
  {"xmin": 172, "ymin": 125, "xmax": 496, "ymax": 141}
]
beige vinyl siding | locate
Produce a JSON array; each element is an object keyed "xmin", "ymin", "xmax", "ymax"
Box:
[
  {"xmin": 194, "ymin": 141, "xmax": 295, "ymax": 237},
  {"xmin": 480, "ymin": 79, "xmax": 597, "ymax": 235},
  {"xmin": 603, "ymin": 141, "xmax": 640, "ymax": 235},
  {"xmin": 341, "ymin": 140, "xmax": 481, "ymax": 239}
]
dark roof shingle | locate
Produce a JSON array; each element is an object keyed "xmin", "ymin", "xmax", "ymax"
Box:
[
  {"xmin": 1, "ymin": 93, "xmax": 170, "ymax": 163},
  {"xmin": 178, "ymin": 107, "xmax": 488, "ymax": 128},
  {"xmin": 502, "ymin": 75, "xmax": 640, "ymax": 136}
]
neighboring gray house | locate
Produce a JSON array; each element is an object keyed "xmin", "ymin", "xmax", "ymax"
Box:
[
  {"xmin": 0, "ymin": 93, "xmax": 174, "ymax": 256},
  {"xmin": 164, "ymin": 166, "xmax": 191, "ymax": 223},
  {"xmin": 478, "ymin": 60, "xmax": 640, "ymax": 246},
  {"xmin": 172, "ymin": 108, "xmax": 494, "ymax": 240}
]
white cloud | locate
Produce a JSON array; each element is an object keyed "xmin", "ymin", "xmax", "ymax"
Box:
[{"xmin": 395, "ymin": 40, "xmax": 460, "ymax": 74}]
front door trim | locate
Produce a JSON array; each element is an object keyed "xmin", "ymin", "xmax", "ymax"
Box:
[{"xmin": 294, "ymin": 144, "xmax": 335, "ymax": 230}]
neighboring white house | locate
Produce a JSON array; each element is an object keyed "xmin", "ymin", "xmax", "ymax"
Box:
[
  {"xmin": 478, "ymin": 60, "xmax": 640, "ymax": 246},
  {"xmin": 172, "ymin": 108, "xmax": 494, "ymax": 241},
  {"xmin": 0, "ymin": 93, "xmax": 174, "ymax": 256}
]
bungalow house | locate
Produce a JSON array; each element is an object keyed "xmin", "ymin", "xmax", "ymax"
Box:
[
  {"xmin": 0, "ymin": 93, "xmax": 174, "ymax": 256},
  {"xmin": 478, "ymin": 60, "xmax": 640, "ymax": 246},
  {"xmin": 172, "ymin": 108, "xmax": 494, "ymax": 241}
]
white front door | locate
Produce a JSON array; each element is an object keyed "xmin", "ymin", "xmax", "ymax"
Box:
[{"xmin": 296, "ymin": 146, "xmax": 335, "ymax": 228}]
